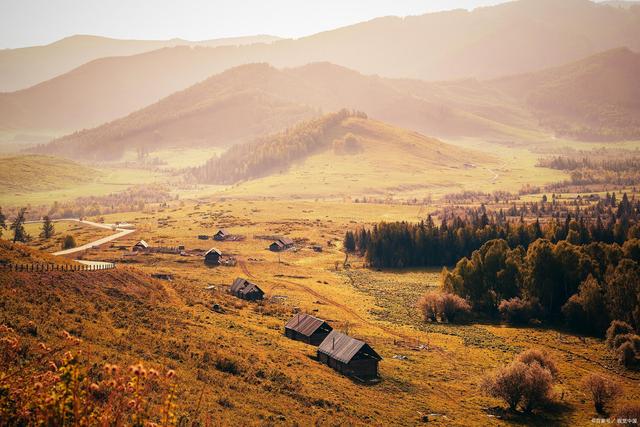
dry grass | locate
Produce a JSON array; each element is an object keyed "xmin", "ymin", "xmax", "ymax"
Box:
[{"xmin": 1, "ymin": 198, "xmax": 639, "ymax": 425}]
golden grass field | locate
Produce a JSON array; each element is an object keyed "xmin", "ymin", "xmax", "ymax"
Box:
[{"xmin": 16, "ymin": 197, "xmax": 628, "ymax": 426}]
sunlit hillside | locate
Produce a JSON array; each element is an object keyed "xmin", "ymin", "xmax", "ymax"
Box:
[{"xmin": 0, "ymin": 154, "xmax": 98, "ymax": 193}]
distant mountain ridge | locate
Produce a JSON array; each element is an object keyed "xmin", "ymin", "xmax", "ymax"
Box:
[
  {"xmin": 493, "ymin": 47, "xmax": 640, "ymax": 140},
  {"xmin": 32, "ymin": 62, "xmax": 538, "ymax": 161},
  {"xmin": 1, "ymin": 0, "xmax": 639, "ymax": 137},
  {"xmin": 0, "ymin": 34, "xmax": 281, "ymax": 92}
]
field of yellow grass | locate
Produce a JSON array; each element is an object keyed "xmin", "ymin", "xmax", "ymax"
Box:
[{"xmin": 2, "ymin": 198, "xmax": 629, "ymax": 425}]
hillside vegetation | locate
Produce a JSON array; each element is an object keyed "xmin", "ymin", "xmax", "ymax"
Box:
[
  {"xmin": 189, "ymin": 110, "xmax": 500, "ymax": 199},
  {"xmin": 34, "ymin": 63, "xmax": 537, "ymax": 161},
  {"xmin": 3, "ymin": 0, "xmax": 639, "ymax": 134},
  {"xmin": 494, "ymin": 48, "xmax": 640, "ymax": 140},
  {"xmin": 0, "ymin": 154, "xmax": 98, "ymax": 193}
]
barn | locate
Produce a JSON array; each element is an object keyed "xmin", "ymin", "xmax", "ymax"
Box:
[
  {"xmin": 132, "ymin": 240, "xmax": 149, "ymax": 252},
  {"xmin": 230, "ymin": 277, "xmax": 264, "ymax": 301},
  {"xmin": 317, "ymin": 331, "xmax": 382, "ymax": 380},
  {"xmin": 213, "ymin": 229, "xmax": 230, "ymax": 241},
  {"xmin": 269, "ymin": 237, "xmax": 294, "ymax": 252},
  {"xmin": 204, "ymin": 248, "xmax": 222, "ymax": 265},
  {"xmin": 284, "ymin": 313, "xmax": 333, "ymax": 345}
]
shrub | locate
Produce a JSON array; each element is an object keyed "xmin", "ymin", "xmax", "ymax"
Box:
[
  {"xmin": 214, "ymin": 356, "xmax": 242, "ymax": 375},
  {"xmin": 612, "ymin": 334, "xmax": 640, "ymax": 352},
  {"xmin": 521, "ymin": 362, "xmax": 554, "ymax": 413},
  {"xmin": 617, "ymin": 341, "xmax": 637, "ymax": 368},
  {"xmin": 582, "ymin": 374, "xmax": 621, "ymax": 415},
  {"xmin": 606, "ymin": 320, "xmax": 634, "ymax": 348},
  {"xmin": 418, "ymin": 291, "xmax": 470, "ymax": 323},
  {"xmin": 499, "ymin": 297, "xmax": 541, "ymax": 325},
  {"xmin": 516, "ymin": 348, "xmax": 559, "ymax": 379},
  {"xmin": 62, "ymin": 234, "xmax": 77, "ymax": 250},
  {"xmin": 439, "ymin": 293, "xmax": 471, "ymax": 322},
  {"xmin": 483, "ymin": 360, "xmax": 554, "ymax": 413}
]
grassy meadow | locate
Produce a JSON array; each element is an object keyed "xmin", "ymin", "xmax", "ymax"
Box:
[{"xmin": 8, "ymin": 198, "xmax": 625, "ymax": 425}]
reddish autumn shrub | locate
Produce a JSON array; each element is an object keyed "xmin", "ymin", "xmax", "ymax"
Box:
[
  {"xmin": 498, "ymin": 297, "xmax": 541, "ymax": 325},
  {"xmin": 516, "ymin": 348, "xmax": 559, "ymax": 379},
  {"xmin": 418, "ymin": 291, "xmax": 470, "ymax": 323},
  {"xmin": 582, "ymin": 374, "xmax": 621, "ymax": 415}
]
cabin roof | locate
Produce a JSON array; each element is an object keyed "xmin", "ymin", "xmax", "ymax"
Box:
[
  {"xmin": 285, "ymin": 313, "xmax": 331, "ymax": 337},
  {"xmin": 215, "ymin": 229, "xmax": 229, "ymax": 236},
  {"xmin": 318, "ymin": 331, "xmax": 381, "ymax": 364},
  {"xmin": 278, "ymin": 237, "xmax": 294, "ymax": 246},
  {"xmin": 134, "ymin": 240, "xmax": 149, "ymax": 248},
  {"xmin": 230, "ymin": 277, "xmax": 264, "ymax": 296},
  {"xmin": 204, "ymin": 247, "xmax": 222, "ymax": 257}
]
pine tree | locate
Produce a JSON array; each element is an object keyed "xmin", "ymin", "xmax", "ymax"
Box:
[
  {"xmin": 10, "ymin": 208, "xmax": 29, "ymax": 243},
  {"xmin": 40, "ymin": 216, "xmax": 55, "ymax": 239},
  {"xmin": 0, "ymin": 206, "xmax": 6, "ymax": 238}
]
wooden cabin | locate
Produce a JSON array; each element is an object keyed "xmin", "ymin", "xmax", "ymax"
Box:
[
  {"xmin": 269, "ymin": 237, "xmax": 294, "ymax": 252},
  {"xmin": 317, "ymin": 331, "xmax": 382, "ymax": 380},
  {"xmin": 204, "ymin": 248, "xmax": 222, "ymax": 265},
  {"xmin": 213, "ymin": 229, "xmax": 230, "ymax": 241},
  {"xmin": 230, "ymin": 277, "xmax": 264, "ymax": 301},
  {"xmin": 132, "ymin": 240, "xmax": 149, "ymax": 252},
  {"xmin": 284, "ymin": 313, "xmax": 333, "ymax": 345}
]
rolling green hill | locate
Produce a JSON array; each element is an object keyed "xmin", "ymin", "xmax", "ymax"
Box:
[
  {"xmin": 189, "ymin": 110, "xmax": 500, "ymax": 199},
  {"xmin": 0, "ymin": 154, "xmax": 98, "ymax": 193}
]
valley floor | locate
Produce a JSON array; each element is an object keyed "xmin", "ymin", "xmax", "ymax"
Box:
[{"xmin": 5, "ymin": 199, "xmax": 635, "ymax": 425}]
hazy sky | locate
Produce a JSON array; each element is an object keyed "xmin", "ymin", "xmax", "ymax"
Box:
[{"xmin": 0, "ymin": 0, "xmax": 511, "ymax": 49}]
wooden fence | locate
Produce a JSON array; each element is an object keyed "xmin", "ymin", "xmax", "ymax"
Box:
[{"xmin": 2, "ymin": 262, "xmax": 115, "ymax": 272}]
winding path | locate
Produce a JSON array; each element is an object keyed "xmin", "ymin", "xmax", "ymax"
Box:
[{"xmin": 26, "ymin": 218, "xmax": 135, "ymax": 261}]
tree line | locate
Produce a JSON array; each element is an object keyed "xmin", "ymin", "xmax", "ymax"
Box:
[
  {"xmin": 189, "ymin": 109, "xmax": 366, "ymax": 184},
  {"xmin": 345, "ymin": 197, "xmax": 639, "ymax": 269}
]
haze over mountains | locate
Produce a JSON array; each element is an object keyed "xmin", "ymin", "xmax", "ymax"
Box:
[
  {"xmin": 35, "ymin": 62, "xmax": 538, "ymax": 161},
  {"xmin": 2, "ymin": 0, "xmax": 639, "ymax": 138},
  {"xmin": 34, "ymin": 45, "xmax": 640, "ymax": 161},
  {"xmin": 0, "ymin": 34, "xmax": 281, "ymax": 92}
]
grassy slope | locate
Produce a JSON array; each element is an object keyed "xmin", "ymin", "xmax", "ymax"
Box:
[
  {"xmin": 217, "ymin": 117, "xmax": 500, "ymax": 199},
  {"xmin": 0, "ymin": 239, "xmax": 78, "ymax": 265},
  {"xmin": 9, "ymin": 198, "xmax": 632, "ymax": 425},
  {"xmin": 0, "ymin": 154, "xmax": 98, "ymax": 193}
]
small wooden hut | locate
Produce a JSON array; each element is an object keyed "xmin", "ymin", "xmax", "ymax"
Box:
[
  {"xmin": 204, "ymin": 248, "xmax": 222, "ymax": 265},
  {"xmin": 132, "ymin": 240, "xmax": 149, "ymax": 252},
  {"xmin": 230, "ymin": 277, "xmax": 264, "ymax": 301},
  {"xmin": 317, "ymin": 331, "xmax": 382, "ymax": 380},
  {"xmin": 269, "ymin": 237, "xmax": 294, "ymax": 252},
  {"xmin": 284, "ymin": 313, "xmax": 333, "ymax": 345}
]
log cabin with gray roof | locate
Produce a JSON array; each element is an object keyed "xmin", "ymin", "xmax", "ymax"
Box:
[
  {"xmin": 284, "ymin": 313, "xmax": 333, "ymax": 345},
  {"xmin": 317, "ymin": 331, "xmax": 382, "ymax": 380}
]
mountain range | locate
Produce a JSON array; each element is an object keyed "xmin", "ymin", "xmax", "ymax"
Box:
[
  {"xmin": 2, "ymin": 0, "xmax": 639, "ymax": 137},
  {"xmin": 0, "ymin": 34, "xmax": 281, "ymax": 92}
]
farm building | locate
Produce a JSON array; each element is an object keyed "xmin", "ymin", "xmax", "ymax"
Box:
[
  {"xmin": 230, "ymin": 277, "xmax": 264, "ymax": 301},
  {"xmin": 204, "ymin": 248, "xmax": 222, "ymax": 265},
  {"xmin": 132, "ymin": 240, "xmax": 149, "ymax": 252},
  {"xmin": 317, "ymin": 331, "xmax": 382, "ymax": 380},
  {"xmin": 213, "ymin": 229, "xmax": 230, "ymax": 241},
  {"xmin": 285, "ymin": 313, "xmax": 333, "ymax": 345},
  {"xmin": 269, "ymin": 237, "xmax": 294, "ymax": 252}
]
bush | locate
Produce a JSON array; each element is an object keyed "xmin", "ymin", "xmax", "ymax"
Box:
[
  {"xmin": 516, "ymin": 348, "xmax": 559, "ymax": 379},
  {"xmin": 617, "ymin": 341, "xmax": 637, "ymax": 368},
  {"xmin": 499, "ymin": 297, "xmax": 541, "ymax": 325},
  {"xmin": 483, "ymin": 360, "xmax": 554, "ymax": 413},
  {"xmin": 439, "ymin": 293, "xmax": 471, "ymax": 322},
  {"xmin": 418, "ymin": 291, "xmax": 470, "ymax": 323},
  {"xmin": 62, "ymin": 234, "xmax": 77, "ymax": 250},
  {"xmin": 582, "ymin": 374, "xmax": 621, "ymax": 415},
  {"xmin": 214, "ymin": 356, "xmax": 242, "ymax": 375},
  {"xmin": 606, "ymin": 320, "xmax": 634, "ymax": 348},
  {"xmin": 612, "ymin": 334, "xmax": 640, "ymax": 352}
]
